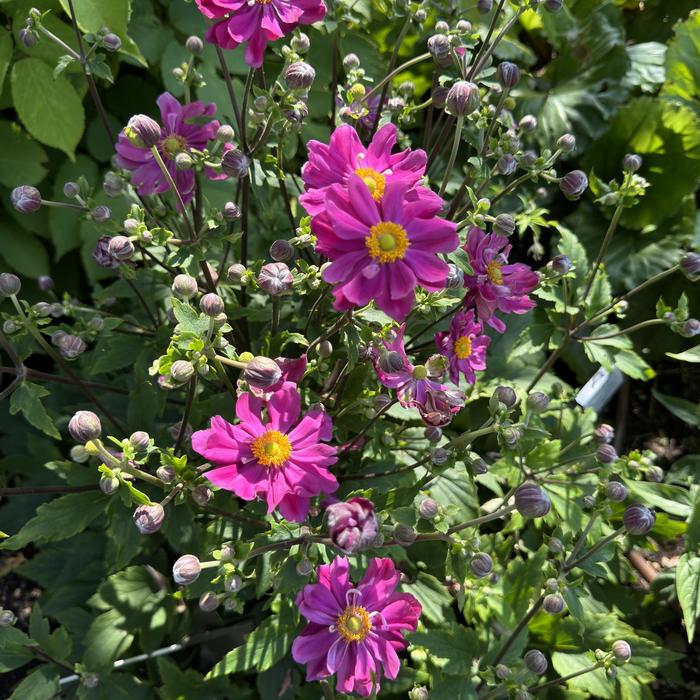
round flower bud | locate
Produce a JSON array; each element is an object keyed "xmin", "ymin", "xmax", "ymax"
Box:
[
  {"xmin": 291, "ymin": 32, "xmax": 310, "ymax": 53},
  {"xmin": 432, "ymin": 86, "xmax": 449, "ymax": 110},
  {"xmin": 445, "ymin": 263, "xmax": 464, "ymax": 289},
  {"xmin": 557, "ymin": 133, "xmax": 576, "ymax": 152},
  {"xmin": 493, "ymin": 213, "xmax": 515, "ymax": 237},
  {"xmin": 129, "ymin": 431, "xmax": 150, "ymax": 452},
  {"xmin": 99, "ymin": 474, "xmax": 120, "ymax": 495},
  {"xmin": 387, "ymin": 97, "xmax": 405, "ymax": 114},
  {"xmin": 175, "ymin": 152, "xmax": 194, "ymax": 171},
  {"xmin": 156, "ymin": 466, "xmax": 176, "ymax": 484},
  {"xmin": 326, "ymin": 497, "xmax": 378, "ymax": 553},
  {"xmin": 107, "ymin": 236, "xmax": 135, "ymax": 262},
  {"xmin": 681, "ymin": 319, "xmax": 700, "ymax": 337},
  {"xmin": 214, "ymin": 126, "xmax": 235, "ymax": 146},
  {"xmin": 192, "ymin": 485, "xmax": 212, "ymax": 505},
  {"xmin": 431, "ymin": 447, "xmax": 450, "ymax": 465},
  {"xmin": 62, "ymin": 181, "xmax": 80, "ymax": 199},
  {"xmin": 515, "ymin": 483, "xmax": 551, "ymax": 518},
  {"xmin": 133, "ymin": 503, "xmax": 165, "ymax": 534},
  {"xmin": 68, "ymin": 410, "xmax": 102, "ymax": 443},
  {"xmin": 497, "ymin": 61, "xmax": 520, "ymax": 89},
  {"xmin": 418, "ymin": 497, "xmax": 439, "ymax": 520},
  {"xmin": 559, "ymin": 170, "xmax": 589, "ymax": 201},
  {"xmin": 550, "ymin": 254, "xmax": 572, "ymax": 275},
  {"xmin": 623, "ymin": 503, "xmax": 656, "ymax": 535},
  {"xmin": 225, "ymin": 574, "xmax": 242, "ymax": 593},
  {"xmin": 102, "ymin": 32, "xmax": 121, "ymax": 52},
  {"xmin": 172, "ymin": 274, "xmax": 198, "ymax": 299},
  {"xmin": 18, "ymin": 28, "xmax": 38, "ymax": 48},
  {"xmin": 171, "ymin": 360, "xmax": 195, "ymax": 384},
  {"xmin": 434, "ymin": 21, "xmax": 449, "ymax": 33},
  {"xmin": 199, "ymin": 591, "xmax": 220, "ymax": 612},
  {"xmin": 497, "ymin": 154, "xmax": 516, "ymax": 176},
  {"xmin": 269, "ymin": 239, "xmax": 294, "ymax": 263},
  {"xmin": 605, "ymin": 481, "xmax": 627, "ymax": 502},
  {"xmin": 10, "ymin": 185, "xmax": 42, "ymax": 213},
  {"xmin": 199, "ymin": 293, "xmax": 224, "ymax": 317},
  {"xmin": 343, "ymin": 53, "xmax": 360, "ymax": 71},
  {"xmin": 296, "ymin": 558, "xmax": 313, "ymax": 576},
  {"xmin": 373, "ymin": 394, "xmax": 391, "ymax": 412},
  {"xmin": 226, "ymin": 263, "xmax": 246, "ymax": 284},
  {"xmin": 519, "ymin": 115, "xmax": 537, "ymax": 133},
  {"xmin": 543, "ymin": 593, "xmax": 565, "ymax": 615},
  {"xmin": 495, "ymin": 664, "xmax": 510, "ymax": 680},
  {"xmin": 545, "ymin": 0, "xmax": 563, "ymax": 10},
  {"xmin": 222, "ymin": 149, "xmax": 250, "ymax": 178},
  {"xmin": 494, "ymin": 385, "xmax": 517, "ymax": 408},
  {"xmin": 502, "ymin": 426, "xmax": 524, "ymax": 448},
  {"xmin": 478, "ymin": 0, "xmax": 493, "ymax": 12},
  {"xmin": 680, "ymin": 252, "xmax": 700, "ymax": 282},
  {"xmin": 244, "ymin": 356, "xmax": 282, "ymax": 390},
  {"xmin": 470, "ymin": 552, "xmax": 493, "ymax": 578},
  {"xmin": 258, "ymin": 262, "xmax": 293, "ymax": 296},
  {"xmin": 318, "ymin": 340, "xmax": 333, "ymax": 358},
  {"xmin": 91, "ymin": 205, "xmax": 111, "ymax": 223},
  {"xmin": 424, "ymin": 426, "xmax": 442, "ymax": 443},
  {"xmin": 36, "ymin": 275, "xmax": 54, "ymax": 292},
  {"xmin": 646, "ymin": 465, "xmax": 664, "ymax": 483},
  {"xmin": 70, "ymin": 445, "xmax": 89, "ymax": 463},
  {"xmin": 427, "ymin": 34, "xmax": 451, "ymax": 66},
  {"xmin": 521, "ymin": 150, "xmax": 538, "ymax": 168},
  {"xmin": 622, "ymin": 153, "xmax": 642, "ymax": 172},
  {"xmin": 446, "ymin": 80, "xmax": 480, "ymax": 117},
  {"xmin": 594, "ymin": 423, "xmax": 615, "ymax": 444},
  {"xmin": 172, "ymin": 554, "xmax": 201, "ymax": 585},
  {"xmin": 126, "ymin": 114, "xmax": 161, "ymax": 148},
  {"xmin": 0, "ymin": 273, "xmax": 21, "ymax": 298},
  {"xmin": 409, "ymin": 687, "xmax": 429, "ymax": 700},
  {"xmin": 222, "ymin": 203, "xmax": 241, "ymax": 223},
  {"xmin": 186, "ymin": 35, "xmax": 204, "ymax": 55},
  {"xmin": 524, "ymin": 649, "xmax": 548, "ymax": 675},
  {"xmin": 0, "ymin": 609, "xmax": 17, "ymax": 627},
  {"xmin": 57, "ymin": 334, "xmax": 86, "ymax": 360},
  {"xmin": 527, "ymin": 392, "xmax": 550, "ymax": 413},
  {"xmin": 612, "ymin": 640, "xmax": 632, "ymax": 663},
  {"xmin": 596, "ymin": 444, "xmax": 618, "ymax": 464},
  {"xmin": 393, "ymin": 523, "xmax": 417, "ymax": 547},
  {"xmin": 285, "ymin": 61, "xmax": 316, "ymax": 90}
]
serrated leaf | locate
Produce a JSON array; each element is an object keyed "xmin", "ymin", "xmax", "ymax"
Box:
[
  {"xmin": 8, "ymin": 667, "xmax": 60, "ymax": 700},
  {"xmin": 9, "ymin": 382, "xmax": 60, "ymax": 439},
  {"xmin": 676, "ymin": 553, "xmax": 700, "ymax": 643},
  {"xmin": 0, "ymin": 120, "xmax": 48, "ymax": 187}
]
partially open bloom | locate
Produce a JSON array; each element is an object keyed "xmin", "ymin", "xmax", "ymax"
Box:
[
  {"xmin": 292, "ymin": 557, "xmax": 421, "ymax": 696},
  {"xmin": 435, "ymin": 309, "xmax": 490, "ymax": 385},
  {"xmin": 313, "ymin": 177, "xmax": 458, "ymax": 321},
  {"xmin": 325, "ymin": 497, "xmax": 378, "ymax": 553},
  {"xmin": 462, "ymin": 227, "xmax": 538, "ymax": 332},
  {"xmin": 192, "ymin": 382, "xmax": 338, "ymax": 521},
  {"xmin": 373, "ymin": 325, "xmax": 464, "ymax": 419},
  {"xmin": 300, "ymin": 123, "xmax": 437, "ymax": 216},
  {"xmin": 115, "ymin": 93, "xmax": 220, "ymax": 204},
  {"xmin": 196, "ymin": 0, "xmax": 326, "ymax": 68}
]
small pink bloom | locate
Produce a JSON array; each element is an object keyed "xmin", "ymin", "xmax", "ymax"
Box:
[
  {"xmin": 292, "ymin": 557, "xmax": 421, "ymax": 696},
  {"xmin": 417, "ymin": 386, "xmax": 466, "ymax": 427},
  {"xmin": 313, "ymin": 177, "xmax": 458, "ymax": 321},
  {"xmin": 463, "ymin": 226, "xmax": 538, "ymax": 332},
  {"xmin": 435, "ymin": 309, "xmax": 490, "ymax": 385},
  {"xmin": 192, "ymin": 382, "xmax": 338, "ymax": 522},
  {"xmin": 325, "ymin": 498, "xmax": 378, "ymax": 553},
  {"xmin": 115, "ymin": 93, "xmax": 220, "ymax": 205},
  {"xmin": 300, "ymin": 123, "xmax": 438, "ymax": 216},
  {"xmin": 196, "ymin": 0, "xmax": 326, "ymax": 68}
]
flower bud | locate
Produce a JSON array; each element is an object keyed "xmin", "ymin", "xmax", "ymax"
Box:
[
  {"xmin": 126, "ymin": 114, "xmax": 161, "ymax": 148},
  {"xmin": 559, "ymin": 170, "xmax": 588, "ymax": 201},
  {"xmin": 100, "ymin": 32, "xmax": 121, "ymax": 52},
  {"xmin": 543, "ymin": 593, "xmax": 565, "ymax": 614},
  {"xmin": 222, "ymin": 202, "xmax": 241, "ymax": 222},
  {"xmin": 244, "ymin": 356, "xmax": 282, "ymax": 389},
  {"xmin": 515, "ymin": 482, "xmax": 551, "ymax": 518},
  {"xmin": 295, "ymin": 558, "xmax": 313, "ymax": 576},
  {"xmin": 343, "ymin": 53, "xmax": 360, "ymax": 71},
  {"xmin": 199, "ymin": 293, "xmax": 224, "ymax": 317},
  {"xmin": 133, "ymin": 503, "xmax": 165, "ymax": 534},
  {"xmin": 0, "ymin": 609, "xmax": 17, "ymax": 627},
  {"xmin": 430, "ymin": 447, "xmax": 450, "ymax": 465},
  {"xmin": 156, "ymin": 465, "xmax": 175, "ymax": 483},
  {"xmin": 91, "ymin": 205, "xmax": 111, "ymax": 223},
  {"xmin": 594, "ymin": 423, "xmax": 615, "ymax": 443},
  {"xmin": 62, "ymin": 181, "xmax": 80, "ymax": 199},
  {"xmin": 519, "ymin": 115, "xmax": 537, "ymax": 132},
  {"xmin": 107, "ymin": 236, "xmax": 134, "ymax": 262},
  {"xmin": 326, "ymin": 497, "xmax": 379, "ymax": 553},
  {"xmin": 226, "ymin": 263, "xmax": 246, "ymax": 284},
  {"xmin": 199, "ymin": 591, "xmax": 220, "ymax": 612},
  {"xmin": 527, "ymin": 392, "xmax": 549, "ymax": 413},
  {"xmin": 424, "ymin": 426, "xmax": 442, "ymax": 443},
  {"xmin": 679, "ymin": 251, "xmax": 700, "ymax": 282},
  {"xmin": 605, "ymin": 481, "xmax": 627, "ymax": 502},
  {"xmin": 446, "ymin": 80, "xmax": 480, "ymax": 117},
  {"xmin": 431, "ymin": 86, "xmax": 448, "ymax": 110},
  {"xmin": 409, "ymin": 687, "xmax": 429, "ymax": 700},
  {"xmin": 493, "ymin": 213, "xmax": 515, "ymax": 237},
  {"xmin": 393, "ymin": 523, "xmax": 417, "ymax": 547},
  {"xmin": 192, "ymin": 484, "xmax": 212, "ymax": 505},
  {"xmin": 521, "ymin": 150, "xmax": 538, "ymax": 168},
  {"xmin": 269, "ymin": 239, "xmax": 294, "ymax": 262},
  {"xmin": 497, "ymin": 61, "xmax": 520, "ymax": 89},
  {"xmin": 317, "ymin": 340, "xmax": 333, "ymax": 358},
  {"xmin": 35, "ymin": 275, "xmax": 53, "ymax": 292},
  {"xmin": 418, "ymin": 497, "xmax": 439, "ymax": 520},
  {"xmin": 172, "ymin": 554, "xmax": 201, "ymax": 585},
  {"xmin": 10, "ymin": 185, "xmax": 42, "ymax": 213},
  {"xmin": 99, "ymin": 474, "xmax": 119, "ymax": 494},
  {"xmin": 550, "ymin": 254, "xmax": 572, "ymax": 275},
  {"xmin": 175, "ymin": 152, "xmax": 194, "ymax": 170},
  {"xmin": 427, "ymin": 34, "xmax": 451, "ymax": 66},
  {"xmin": 623, "ymin": 503, "xmax": 656, "ymax": 535},
  {"xmin": 70, "ymin": 445, "xmax": 89, "ymax": 463},
  {"xmin": 646, "ymin": 465, "xmax": 664, "ymax": 483},
  {"xmin": 524, "ymin": 649, "xmax": 548, "ymax": 675},
  {"xmin": 171, "ymin": 360, "xmax": 195, "ymax": 384},
  {"xmin": 69, "ymin": 410, "xmax": 102, "ymax": 443},
  {"xmin": 596, "ymin": 444, "xmax": 618, "ymax": 464},
  {"xmin": 557, "ymin": 133, "xmax": 576, "ymax": 153},
  {"xmin": 497, "ymin": 154, "xmax": 516, "ymax": 175},
  {"xmin": 285, "ymin": 61, "xmax": 315, "ymax": 90},
  {"xmin": 258, "ymin": 262, "xmax": 293, "ymax": 295},
  {"xmin": 291, "ymin": 32, "xmax": 310, "ymax": 53},
  {"xmin": 478, "ymin": 0, "xmax": 493, "ymax": 12},
  {"xmin": 225, "ymin": 574, "xmax": 242, "ymax": 592},
  {"xmin": 445, "ymin": 263, "xmax": 464, "ymax": 289},
  {"xmin": 545, "ymin": 0, "xmax": 563, "ymax": 11},
  {"xmin": 612, "ymin": 640, "xmax": 632, "ymax": 663},
  {"xmin": 622, "ymin": 153, "xmax": 642, "ymax": 173},
  {"xmin": 502, "ymin": 425, "xmax": 524, "ymax": 448},
  {"xmin": 222, "ymin": 149, "xmax": 250, "ymax": 178},
  {"xmin": 0, "ymin": 273, "xmax": 21, "ymax": 297},
  {"xmin": 681, "ymin": 319, "xmax": 700, "ymax": 337},
  {"xmin": 494, "ymin": 385, "xmax": 517, "ymax": 408},
  {"xmin": 18, "ymin": 28, "xmax": 38, "ymax": 48},
  {"xmin": 172, "ymin": 274, "xmax": 198, "ymax": 299},
  {"xmin": 129, "ymin": 431, "xmax": 150, "ymax": 452},
  {"xmin": 186, "ymin": 35, "xmax": 204, "ymax": 55},
  {"xmin": 470, "ymin": 552, "xmax": 493, "ymax": 578}
]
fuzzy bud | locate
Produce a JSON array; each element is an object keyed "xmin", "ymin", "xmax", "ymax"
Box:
[
  {"xmin": 107, "ymin": 236, "xmax": 135, "ymax": 262},
  {"xmin": 126, "ymin": 114, "xmax": 161, "ymax": 148},
  {"xmin": 156, "ymin": 466, "xmax": 176, "ymax": 483},
  {"xmin": 493, "ymin": 385, "xmax": 517, "ymax": 408},
  {"xmin": 291, "ymin": 33, "xmax": 310, "ymax": 53},
  {"xmin": 244, "ymin": 356, "xmax": 282, "ymax": 389},
  {"xmin": 418, "ymin": 497, "xmax": 439, "ymax": 520},
  {"xmin": 10, "ymin": 185, "xmax": 42, "ymax": 213},
  {"xmin": 559, "ymin": 170, "xmax": 588, "ymax": 201},
  {"xmin": 681, "ymin": 319, "xmax": 700, "ymax": 337},
  {"xmin": 269, "ymin": 239, "xmax": 294, "ymax": 262},
  {"xmin": 223, "ymin": 201, "xmax": 241, "ymax": 220},
  {"xmin": 99, "ymin": 475, "xmax": 119, "ymax": 494},
  {"xmin": 172, "ymin": 554, "xmax": 201, "ymax": 585},
  {"xmin": 497, "ymin": 154, "xmax": 516, "ymax": 175},
  {"xmin": 515, "ymin": 482, "xmax": 551, "ymax": 518},
  {"xmin": 170, "ymin": 360, "xmax": 195, "ymax": 384},
  {"xmin": 622, "ymin": 153, "xmax": 642, "ymax": 173},
  {"xmin": 594, "ymin": 423, "xmax": 615, "ymax": 443},
  {"xmin": 0, "ymin": 273, "xmax": 21, "ymax": 297},
  {"xmin": 596, "ymin": 444, "xmax": 618, "ymax": 464},
  {"xmin": 623, "ymin": 503, "xmax": 656, "ymax": 535},
  {"xmin": 493, "ymin": 213, "xmax": 515, "ymax": 237},
  {"xmin": 258, "ymin": 262, "xmax": 293, "ymax": 295},
  {"xmin": 427, "ymin": 34, "xmax": 451, "ymax": 66},
  {"xmin": 37, "ymin": 275, "xmax": 54, "ymax": 291},
  {"xmin": 519, "ymin": 115, "xmax": 537, "ymax": 132},
  {"xmin": 172, "ymin": 274, "xmax": 198, "ymax": 299},
  {"xmin": 92, "ymin": 238, "xmax": 116, "ymax": 268},
  {"xmin": 497, "ymin": 61, "xmax": 520, "ymax": 89},
  {"xmin": 68, "ymin": 410, "xmax": 102, "ymax": 443},
  {"xmin": 326, "ymin": 497, "xmax": 379, "ymax": 553},
  {"xmin": 343, "ymin": 53, "xmax": 360, "ymax": 71},
  {"xmin": 0, "ymin": 609, "xmax": 17, "ymax": 627},
  {"xmin": 226, "ymin": 263, "xmax": 246, "ymax": 283},
  {"xmin": 470, "ymin": 552, "xmax": 493, "ymax": 578},
  {"xmin": 285, "ymin": 61, "xmax": 316, "ymax": 90},
  {"xmin": 524, "ymin": 650, "xmax": 548, "ymax": 675},
  {"xmin": 557, "ymin": 133, "xmax": 576, "ymax": 152},
  {"xmin": 199, "ymin": 591, "xmax": 220, "ymax": 612},
  {"xmin": 393, "ymin": 523, "xmax": 417, "ymax": 547},
  {"xmin": 192, "ymin": 485, "xmax": 212, "ymax": 505},
  {"xmin": 129, "ymin": 431, "xmax": 150, "ymax": 452},
  {"xmin": 543, "ymin": 593, "xmax": 565, "ymax": 615},
  {"xmin": 446, "ymin": 80, "xmax": 480, "ymax": 117},
  {"xmin": 91, "ymin": 205, "xmax": 111, "ymax": 223},
  {"xmin": 612, "ymin": 640, "xmax": 632, "ymax": 663},
  {"xmin": 133, "ymin": 504, "xmax": 165, "ymax": 534},
  {"xmin": 445, "ymin": 264, "xmax": 464, "ymax": 289},
  {"xmin": 430, "ymin": 447, "xmax": 450, "ymax": 465},
  {"xmin": 526, "ymin": 392, "xmax": 549, "ymax": 413},
  {"xmin": 61, "ymin": 333, "xmax": 88, "ymax": 358},
  {"xmin": 222, "ymin": 149, "xmax": 250, "ymax": 178},
  {"xmin": 318, "ymin": 340, "xmax": 333, "ymax": 357},
  {"xmin": 550, "ymin": 254, "xmax": 572, "ymax": 274},
  {"xmin": 605, "ymin": 481, "xmax": 627, "ymax": 502},
  {"xmin": 18, "ymin": 28, "xmax": 38, "ymax": 48},
  {"xmin": 409, "ymin": 687, "xmax": 429, "ymax": 700},
  {"xmin": 185, "ymin": 35, "xmax": 204, "ymax": 55},
  {"xmin": 199, "ymin": 293, "xmax": 224, "ymax": 317}
]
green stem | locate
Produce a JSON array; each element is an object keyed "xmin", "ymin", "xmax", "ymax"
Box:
[
  {"xmin": 447, "ymin": 503, "xmax": 516, "ymax": 535},
  {"xmin": 467, "ymin": 0, "xmax": 507, "ymax": 81},
  {"xmin": 574, "ymin": 318, "xmax": 664, "ymax": 342},
  {"xmin": 563, "ymin": 526, "xmax": 625, "ymax": 572},
  {"xmin": 364, "ymin": 52, "xmax": 432, "ymax": 101},
  {"xmin": 439, "ymin": 116, "xmax": 464, "ymax": 198},
  {"xmin": 175, "ymin": 377, "xmax": 197, "ymax": 455},
  {"xmin": 530, "ymin": 663, "xmax": 602, "ymax": 692},
  {"xmin": 214, "ymin": 359, "xmax": 239, "ymax": 402},
  {"xmin": 150, "ymin": 147, "xmax": 197, "ymax": 239}
]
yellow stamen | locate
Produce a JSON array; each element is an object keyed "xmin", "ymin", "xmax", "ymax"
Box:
[
  {"xmin": 250, "ymin": 430, "xmax": 292, "ymax": 467},
  {"xmin": 355, "ymin": 167, "xmax": 386, "ymax": 201},
  {"xmin": 336, "ymin": 605, "xmax": 371, "ymax": 642},
  {"xmin": 365, "ymin": 221, "xmax": 409, "ymax": 264},
  {"xmin": 412, "ymin": 365, "xmax": 427, "ymax": 380},
  {"xmin": 161, "ymin": 134, "xmax": 186, "ymax": 159},
  {"xmin": 486, "ymin": 260, "xmax": 504, "ymax": 285},
  {"xmin": 454, "ymin": 335, "xmax": 472, "ymax": 359}
]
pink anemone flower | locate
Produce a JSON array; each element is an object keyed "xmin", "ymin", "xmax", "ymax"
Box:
[
  {"xmin": 292, "ymin": 557, "xmax": 421, "ymax": 696},
  {"xmin": 435, "ymin": 309, "xmax": 490, "ymax": 385}
]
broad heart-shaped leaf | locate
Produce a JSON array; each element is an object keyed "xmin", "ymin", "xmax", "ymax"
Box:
[
  {"xmin": 11, "ymin": 58, "xmax": 85, "ymax": 159},
  {"xmin": 0, "ymin": 223, "xmax": 51, "ymax": 279},
  {"xmin": 0, "ymin": 492, "xmax": 110, "ymax": 550},
  {"xmin": 0, "ymin": 120, "xmax": 48, "ymax": 187},
  {"xmin": 58, "ymin": 0, "xmax": 146, "ymax": 66},
  {"xmin": 551, "ymin": 652, "xmax": 612, "ymax": 698},
  {"xmin": 82, "ymin": 608, "xmax": 134, "ymax": 671},
  {"xmin": 584, "ymin": 97, "xmax": 700, "ymax": 230},
  {"xmin": 9, "ymin": 382, "xmax": 60, "ymax": 439},
  {"xmin": 409, "ymin": 624, "xmax": 481, "ymax": 676},
  {"xmin": 676, "ymin": 553, "xmax": 700, "ymax": 643},
  {"xmin": 662, "ymin": 10, "xmax": 700, "ymax": 109}
]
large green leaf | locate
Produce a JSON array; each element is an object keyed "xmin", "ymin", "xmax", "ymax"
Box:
[
  {"xmin": 9, "ymin": 382, "xmax": 60, "ymax": 439},
  {"xmin": 652, "ymin": 389, "xmax": 700, "ymax": 427},
  {"xmin": 676, "ymin": 553, "xmax": 700, "ymax": 643},
  {"xmin": 11, "ymin": 58, "xmax": 85, "ymax": 158},
  {"xmin": 0, "ymin": 120, "xmax": 49, "ymax": 187},
  {"xmin": 622, "ymin": 42, "xmax": 667, "ymax": 94},
  {"xmin": 0, "ymin": 27, "xmax": 14, "ymax": 97},
  {"xmin": 662, "ymin": 9, "xmax": 700, "ymax": 109},
  {"xmin": 0, "ymin": 222, "xmax": 51, "ymax": 278}
]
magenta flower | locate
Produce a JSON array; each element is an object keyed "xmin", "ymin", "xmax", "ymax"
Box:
[
  {"xmin": 313, "ymin": 177, "xmax": 458, "ymax": 321},
  {"xmin": 196, "ymin": 0, "xmax": 326, "ymax": 68},
  {"xmin": 463, "ymin": 227, "xmax": 538, "ymax": 332},
  {"xmin": 435, "ymin": 309, "xmax": 490, "ymax": 385},
  {"xmin": 115, "ymin": 93, "xmax": 220, "ymax": 205},
  {"xmin": 417, "ymin": 386, "xmax": 466, "ymax": 427},
  {"xmin": 372, "ymin": 325, "xmax": 465, "ymax": 419},
  {"xmin": 191, "ymin": 382, "xmax": 338, "ymax": 522},
  {"xmin": 292, "ymin": 557, "xmax": 421, "ymax": 696},
  {"xmin": 301, "ymin": 123, "xmax": 437, "ymax": 216},
  {"xmin": 325, "ymin": 497, "xmax": 378, "ymax": 553}
]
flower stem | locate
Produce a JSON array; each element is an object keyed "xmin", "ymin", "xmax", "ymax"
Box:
[
  {"xmin": 364, "ymin": 52, "xmax": 432, "ymax": 101},
  {"xmin": 150, "ymin": 146, "xmax": 197, "ymax": 239},
  {"xmin": 563, "ymin": 526, "xmax": 625, "ymax": 572},
  {"xmin": 0, "ymin": 484, "xmax": 99, "ymax": 497},
  {"xmin": 574, "ymin": 318, "xmax": 665, "ymax": 342},
  {"xmin": 447, "ymin": 503, "xmax": 516, "ymax": 535},
  {"xmin": 175, "ymin": 377, "xmax": 197, "ymax": 455},
  {"xmin": 467, "ymin": 0, "xmax": 507, "ymax": 80},
  {"xmin": 529, "ymin": 663, "xmax": 602, "ymax": 692},
  {"xmin": 439, "ymin": 116, "xmax": 464, "ymax": 198},
  {"xmin": 215, "ymin": 45, "xmax": 243, "ymax": 137}
]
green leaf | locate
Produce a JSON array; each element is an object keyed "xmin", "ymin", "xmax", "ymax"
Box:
[
  {"xmin": 652, "ymin": 389, "xmax": 700, "ymax": 427},
  {"xmin": 0, "ymin": 27, "xmax": 12, "ymax": 97},
  {"xmin": 90, "ymin": 333, "xmax": 149, "ymax": 374},
  {"xmin": 662, "ymin": 9, "xmax": 700, "ymax": 108},
  {"xmin": 622, "ymin": 478, "xmax": 692, "ymax": 518},
  {"xmin": 667, "ymin": 344, "xmax": 700, "ymax": 363},
  {"xmin": 11, "ymin": 58, "xmax": 85, "ymax": 159},
  {"xmin": 8, "ymin": 667, "xmax": 60, "ymax": 700},
  {"xmin": 402, "ymin": 572, "xmax": 453, "ymax": 625},
  {"xmin": 676, "ymin": 553, "xmax": 700, "ymax": 643},
  {"xmin": 0, "ymin": 120, "xmax": 48, "ymax": 187},
  {"xmin": 409, "ymin": 624, "xmax": 480, "ymax": 675},
  {"xmin": 686, "ymin": 490, "xmax": 700, "ymax": 553},
  {"xmin": 171, "ymin": 298, "xmax": 211, "ymax": 336},
  {"xmin": 0, "ymin": 492, "xmax": 110, "ymax": 550},
  {"xmin": 0, "ymin": 224, "xmax": 51, "ymax": 279},
  {"xmin": 157, "ymin": 657, "xmax": 240, "ymax": 700},
  {"xmin": 551, "ymin": 652, "xmax": 612, "ymax": 698},
  {"xmin": 9, "ymin": 382, "xmax": 60, "ymax": 439},
  {"xmin": 623, "ymin": 42, "xmax": 667, "ymax": 93},
  {"xmin": 82, "ymin": 609, "xmax": 134, "ymax": 670}
]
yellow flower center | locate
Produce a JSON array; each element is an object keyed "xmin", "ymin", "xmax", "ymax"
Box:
[
  {"xmin": 454, "ymin": 335, "xmax": 473, "ymax": 359},
  {"xmin": 365, "ymin": 221, "xmax": 409, "ymax": 264},
  {"xmin": 161, "ymin": 134, "xmax": 186, "ymax": 160},
  {"xmin": 412, "ymin": 365, "xmax": 427, "ymax": 380},
  {"xmin": 486, "ymin": 260, "xmax": 504, "ymax": 285},
  {"xmin": 336, "ymin": 605, "xmax": 371, "ymax": 642},
  {"xmin": 355, "ymin": 167, "xmax": 386, "ymax": 201},
  {"xmin": 250, "ymin": 430, "xmax": 292, "ymax": 467},
  {"xmin": 256, "ymin": 0, "xmax": 272, "ymax": 4}
]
